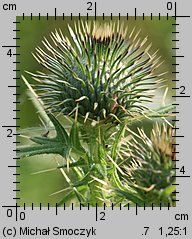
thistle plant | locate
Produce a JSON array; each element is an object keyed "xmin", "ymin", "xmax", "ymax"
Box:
[{"xmin": 19, "ymin": 21, "xmax": 175, "ymax": 206}]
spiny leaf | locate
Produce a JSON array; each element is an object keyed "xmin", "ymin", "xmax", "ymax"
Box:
[{"xmin": 18, "ymin": 113, "xmax": 71, "ymax": 159}]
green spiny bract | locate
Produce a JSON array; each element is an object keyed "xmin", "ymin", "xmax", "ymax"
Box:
[
  {"xmin": 28, "ymin": 21, "xmax": 160, "ymax": 124},
  {"xmin": 117, "ymin": 124, "xmax": 176, "ymax": 206}
]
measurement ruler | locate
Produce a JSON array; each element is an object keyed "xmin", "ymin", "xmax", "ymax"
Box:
[{"xmin": 0, "ymin": 0, "xmax": 191, "ymax": 238}]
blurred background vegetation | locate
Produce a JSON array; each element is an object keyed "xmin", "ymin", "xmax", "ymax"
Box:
[{"xmin": 16, "ymin": 16, "xmax": 175, "ymax": 206}]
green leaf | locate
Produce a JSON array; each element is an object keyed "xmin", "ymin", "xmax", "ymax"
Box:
[
  {"xmin": 18, "ymin": 113, "xmax": 71, "ymax": 159},
  {"xmin": 70, "ymin": 121, "xmax": 86, "ymax": 155}
]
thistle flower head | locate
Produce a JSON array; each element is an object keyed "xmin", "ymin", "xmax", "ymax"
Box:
[
  {"xmin": 29, "ymin": 21, "xmax": 160, "ymax": 124},
  {"xmin": 120, "ymin": 123, "xmax": 176, "ymax": 204}
]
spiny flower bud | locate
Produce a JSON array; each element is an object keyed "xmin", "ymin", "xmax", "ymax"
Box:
[
  {"xmin": 28, "ymin": 21, "xmax": 161, "ymax": 124},
  {"xmin": 120, "ymin": 123, "xmax": 176, "ymax": 205}
]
